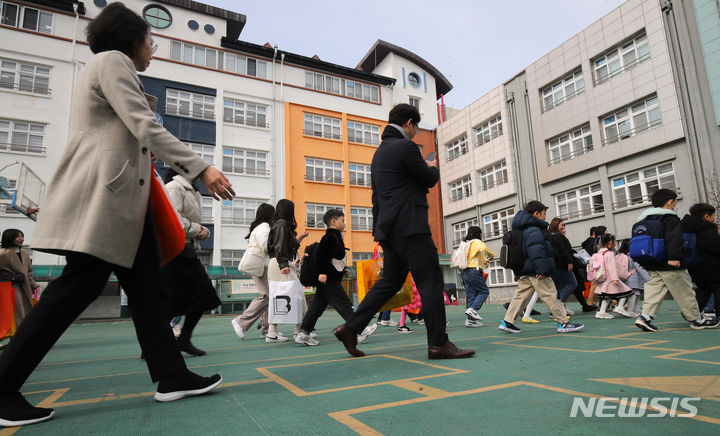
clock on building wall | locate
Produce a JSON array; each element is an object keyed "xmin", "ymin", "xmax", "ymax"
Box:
[{"xmin": 408, "ymin": 72, "xmax": 421, "ymax": 88}]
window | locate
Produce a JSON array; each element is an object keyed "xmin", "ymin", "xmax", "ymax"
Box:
[
  {"xmin": 305, "ymin": 158, "xmax": 343, "ymax": 183},
  {"xmin": 612, "ymin": 162, "xmax": 676, "ymax": 209},
  {"xmin": 487, "ymin": 260, "xmax": 516, "ymax": 286},
  {"xmin": 347, "ymin": 121, "xmax": 380, "ymax": 146},
  {"xmin": 352, "ymin": 252, "xmax": 373, "ymax": 263},
  {"xmin": 351, "ymin": 207, "xmax": 373, "ymax": 231},
  {"xmin": 554, "ymin": 183, "xmax": 604, "ymax": 219},
  {"xmin": 304, "ymin": 113, "xmax": 341, "ymax": 140},
  {"xmin": 221, "ymin": 198, "xmax": 266, "ymax": 225},
  {"xmin": 197, "ymin": 250, "xmax": 213, "ymax": 266},
  {"xmin": 0, "ymin": 118, "xmax": 45, "ymax": 154},
  {"xmin": 602, "ymin": 95, "xmax": 661, "ymax": 145},
  {"xmin": 482, "ymin": 207, "xmax": 515, "ymax": 239},
  {"xmin": 0, "ymin": 178, "xmax": 19, "ymax": 215},
  {"xmin": 221, "ymin": 250, "xmax": 245, "ymax": 266},
  {"xmin": 142, "ymin": 4, "xmax": 172, "ymax": 29},
  {"xmin": 165, "ymin": 89, "xmax": 215, "ymax": 120},
  {"xmin": 449, "ymin": 176, "xmax": 472, "ymax": 202},
  {"xmin": 594, "ymin": 33, "xmax": 650, "ymax": 84},
  {"xmin": 201, "ymin": 196, "xmax": 213, "ymax": 223},
  {"xmin": 546, "ymin": 124, "xmax": 593, "ymax": 166},
  {"xmin": 1, "ymin": 59, "xmax": 50, "ymax": 94},
  {"xmin": 541, "ymin": 69, "xmax": 584, "ymax": 111},
  {"xmin": 1, "ymin": 2, "xmax": 52, "ymax": 33},
  {"xmin": 222, "ymin": 148, "xmax": 268, "ymax": 176},
  {"xmin": 349, "ymin": 162, "xmax": 371, "ymax": 187},
  {"xmin": 185, "ymin": 142, "xmax": 214, "ymax": 165},
  {"xmin": 475, "ymin": 115, "xmax": 502, "ymax": 146},
  {"xmin": 477, "ymin": 161, "xmax": 508, "ymax": 191},
  {"xmin": 408, "ymin": 72, "xmax": 421, "ymax": 88},
  {"xmin": 446, "ymin": 136, "xmax": 468, "ymax": 161},
  {"xmin": 222, "ymin": 53, "xmax": 267, "ymax": 78},
  {"xmin": 306, "ymin": 203, "xmax": 343, "ymax": 229},
  {"xmin": 169, "ymin": 41, "xmax": 218, "ymax": 69},
  {"xmin": 409, "ymin": 97, "xmax": 420, "ymax": 109},
  {"xmin": 304, "ymin": 71, "xmax": 380, "ymax": 103},
  {"xmin": 223, "ymin": 99, "xmax": 268, "ymax": 128},
  {"xmin": 452, "ymin": 218, "xmax": 478, "ymax": 247}
]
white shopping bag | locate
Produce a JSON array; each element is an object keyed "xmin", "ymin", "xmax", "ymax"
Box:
[{"xmin": 268, "ymin": 276, "xmax": 304, "ymax": 325}]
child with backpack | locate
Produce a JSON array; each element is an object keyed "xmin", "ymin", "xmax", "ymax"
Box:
[
  {"xmin": 397, "ymin": 281, "xmax": 422, "ymax": 333},
  {"xmin": 296, "ymin": 209, "xmax": 378, "ymax": 345},
  {"xmin": 591, "ymin": 234, "xmax": 633, "ymax": 319},
  {"xmin": 630, "ymin": 189, "xmax": 719, "ymax": 332},
  {"xmin": 460, "ymin": 226, "xmax": 494, "ymax": 327},
  {"xmin": 617, "ymin": 239, "xmax": 649, "ymax": 317},
  {"xmin": 681, "ymin": 203, "xmax": 720, "ymax": 319}
]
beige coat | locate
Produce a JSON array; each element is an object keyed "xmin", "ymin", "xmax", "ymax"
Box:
[
  {"xmin": 165, "ymin": 175, "xmax": 207, "ymax": 247},
  {"xmin": 0, "ymin": 248, "xmax": 38, "ymax": 326},
  {"xmin": 31, "ymin": 51, "xmax": 209, "ymax": 268}
]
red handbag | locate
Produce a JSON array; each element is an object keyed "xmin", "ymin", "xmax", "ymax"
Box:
[
  {"xmin": 150, "ymin": 164, "xmax": 186, "ymax": 266},
  {"xmin": 0, "ymin": 281, "xmax": 16, "ymax": 339}
]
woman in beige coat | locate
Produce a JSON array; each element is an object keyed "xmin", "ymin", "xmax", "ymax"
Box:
[
  {"xmin": 0, "ymin": 229, "xmax": 38, "ymax": 330},
  {"xmin": 0, "ymin": 3, "xmax": 235, "ymax": 428}
]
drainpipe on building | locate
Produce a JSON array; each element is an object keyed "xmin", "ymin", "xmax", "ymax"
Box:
[
  {"xmin": 506, "ymin": 90, "xmax": 525, "ymax": 207},
  {"xmin": 271, "ymin": 45, "xmax": 278, "ymax": 203},
  {"xmin": 523, "ymin": 84, "xmax": 541, "ymax": 201},
  {"xmin": 662, "ymin": 0, "xmax": 707, "ymax": 197},
  {"xmin": 67, "ymin": 2, "xmax": 80, "ymax": 131}
]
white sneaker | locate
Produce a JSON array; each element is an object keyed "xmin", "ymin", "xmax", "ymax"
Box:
[
  {"xmin": 358, "ymin": 323, "xmax": 378, "ymax": 343},
  {"xmin": 613, "ymin": 307, "xmax": 633, "ymax": 318},
  {"xmin": 293, "ymin": 332, "xmax": 317, "ymax": 340},
  {"xmin": 382, "ymin": 319, "xmax": 399, "ymax": 326},
  {"xmin": 231, "ymin": 319, "xmax": 245, "ymax": 340},
  {"xmin": 465, "ymin": 308, "xmax": 482, "ymax": 321},
  {"xmin": 294, "ymin": 331, "xmax": 319, "ymax": 346},
  {"xmin": 564, "ymin": 306, "xmax": 575, "ymax": 315},
  {"xmin": 595, "ymin": 312, "xmax": 614, "ymax": 319},
  {"xmin": 265, "ymin": 334, "xmax": 289, "ymax": 343},
  {"xmin": 464, "ymin": 319, "xmax": 484, "ymax": 327},
  {"xmin": 172, "ymin": 325, "xmax": 182, "ymax": 337}
]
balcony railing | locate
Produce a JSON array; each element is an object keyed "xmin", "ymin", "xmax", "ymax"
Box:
[
  {"xmin": 0, "ymin": 82, "xmax": 51, "ymax": 95},
  {"xmin": 594, "ymin": 52, "xmax": 651, "ymax": 86},
  {"xmin": 0, "ymin": 142, "xmax": 46, "ymax": 154},
  {"xmin": 542, "ymin": 86, "xmax": 585, "ymax": 112},
  {"xmin": 220, "ymin": 217, "xmax": 254, "ymax": 225},
  {"xmin": 303, "ymin": 129, "xmax": 342, "ymax": 141},
  {"xmin": 611, "ymin": 187, "xmax": 681, "ymax": 211},
  {"xmin": 222, "ymin": 165, "xmax": 270, "ymax": 177},
  {"xmin": 548, "ymin": 145, "xmax": 594, "ymax": 166},
  {"xmin": 602, "ymin": 119, "xmax": 662, "ymax": 146},
  {"xmin": 557, "ymin": 205, "xmax": 605, "ymax": 221},
  {"xmin": 449, "ymin": 190, "xmax": 472, "ymax": 202},
  {"xmin": 475, "ymin": 130, "xmax": 502, "ymax": 147},
  {"xmin": 222, "ymin": 117, "xmax": 269, "ymax": 128},
  {"xmin": 305, "ymin": 174, "xmax": 343, "ymax": 184},
  {"xmin": 347, "ymin": 134, "xmax": 379, "ymax": 146}
]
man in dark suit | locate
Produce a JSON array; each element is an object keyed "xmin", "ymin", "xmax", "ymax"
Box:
[{"xmin": 334, "ymin": 104, "xmax": 474, "ymax": 360}]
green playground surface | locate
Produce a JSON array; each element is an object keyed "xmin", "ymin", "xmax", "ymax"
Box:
[{"xmin": 1, "ymin": 301, "xmax": 718, "ymax": 435}]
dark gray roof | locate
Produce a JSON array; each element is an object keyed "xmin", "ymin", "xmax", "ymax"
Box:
[
  {"xmin": 156, "ymin": 0, "xmax": 246, "ymax": 39},
  {"xmin": 357, "ymin": 39, "xmax": 452, "ymax": 98},
  {"xmin": 221, "ymin": 38, "xmax": 396, "ymax": 86},
  {"xmin": 23, "ymin": 0, "xmax": 85, "ymax": 14}
]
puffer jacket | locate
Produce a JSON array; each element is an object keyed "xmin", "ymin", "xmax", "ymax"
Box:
[
  {"xmin": 681, "ymin": 213, "xmax": 720, "ymax": 283},
  {"xmin": 165, "ymin": 175, "xmax": 207, "ymax": 247},
  {"xmin": 513, "ymin": 210, "xmax": 555, "ymax": 277}
]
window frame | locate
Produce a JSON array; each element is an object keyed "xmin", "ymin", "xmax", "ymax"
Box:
[
  {"xmin": 303, "ymin": 70, "xmax": 379, "ymax": 103},
  {"xmin": 611, "ymin": 162, "xmax": 676, "ymax": 210},
  {"xmin": 221, "ymin": 249, "xmax": 245, "ymax": 267},
  {"xmin": 482, "ymin": 207, "xmax": 515, "ymax": 240},
  {"xmin": 475, "ymin": 114, "xmax": 502, "ymax": 146},
  {"xmin": 602, "ymin": 95, "xmax": 661, "ymax": 145},
  {"xmin": 477, "ymin": 161, "xmax": 508, "ymax": 192},
  {"xmin": 348, "ymin": 162, "xmax": 371, "ymax": 187},
  {"xmin": 541, "ymin": 69, "xmax": 585, "ymax": 111},
  {"xmin": 185, "ymin": 142, "xmax": 214, "ymax": 165},
  {"xmin": 223, "ymin": 98, "xmax": 269, "ymax": 128},
  {"xmin": 0, "ymin": 178, "xmax": 20, "ymax": 216},
  {"xmin": 220, "ymin": 198, "xmax": 267, "ymax": 225},
  {"xmin": 594, "ymin": 32, "xmax": 650, "ymax": 85},
  {"xmin": 0, "ymin": 58, "xmax": 50, "ymax": 95},
  {"xmin": 222, "ymin": 147, "xmax": 269, "ymax": 176},
  {"xmin": 165, "ymin": 88, "xmax": 215, "ymax": 121},
  {"xmin": 0, "ymin": 118, "xmax": 46, "ymax": 154},
  {"xmin": 0, "ymin": 2, "xmax": 52, "ymax": 33},
  {"xmin": 546, "ymin": 124, "xmax": 593, "ymax": 166},
  {"xmin": 305, "ymin": 157, "xmax": 343, "ymax": 184},
  {"xmin": 350, "ymin": 206, "xmax": 373, "ymax": 231},
  {"xmin": 446, "ymin": 135, "xmax": 468, "ymax": 161},
  {"xmin": 169, "ymin": 41, "xmax": 218, "ymax": 69},
  {"xmin": 449, "ymin": 175, "xmax": 472, "ymax": 202},
  {"xmin": 306, "ymin": 203, "xmax": 344, "ymax": 229},
  {"xmin": 554, "ymin": 183, "xmax": 604, "ymax": 220},
  {"xmin": 451, "ymin": 218, "xmax": 479, "ymax": 247},
  {"xmin": 142, "ymin": 4, "xmax": 172, "ymax": 29},
  {"xmin": 347, "ymin": 120, "xmax": 380, "ymax": 146},
  {"xmin": 486, "ymin": 259, "xmax": 517, "ymax": 287},
  {"xmin": 303, "ymin": 113, "xmax": 341, "ymax": 140}
]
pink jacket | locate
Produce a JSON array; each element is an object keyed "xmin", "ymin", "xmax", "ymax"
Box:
[
  {"xmin": 402, "ymin": 280, "xmax": 422, "ymax": 311},
  {"xmin": 594, "ymin": 248, "xmax": 632, "ymax": 296}
]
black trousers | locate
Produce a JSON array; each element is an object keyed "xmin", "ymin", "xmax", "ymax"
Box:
[
  {"xmin": 0, "ymin": 214, "xmax": 187, "ymax": 392},
  {"xmin": 695, "ymin": 281, "xmax": 720, "ymax": 316},
  {"xmin": 345, "ymin": 234, "xmax": 448, "ymax": 347},
  {"xmin": 300, "ymin": 280, "xmax": 354, "ymax": 333}
]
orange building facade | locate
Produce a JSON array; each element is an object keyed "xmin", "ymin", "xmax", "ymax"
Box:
[{"xmin": 285, "ymin": 102, "xmax": 446, "ymax": 260}]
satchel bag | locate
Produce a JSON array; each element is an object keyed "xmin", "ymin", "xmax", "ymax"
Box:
[
  {"xmin": 238, "ymin": 246, "xmax": 266, "ymax": 277},
  {"xmin": 150, "ymin": 164, "xmax": 186, "ymax": 266}
]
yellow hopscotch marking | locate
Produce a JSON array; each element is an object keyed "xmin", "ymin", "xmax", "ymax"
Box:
[
  {"xmin": 390, "ymin": 381, "xmax": 449, "ymax": 397},
  {"xmin": 653, "ymin": 345, "xmax": 720, "ymax": 366}
]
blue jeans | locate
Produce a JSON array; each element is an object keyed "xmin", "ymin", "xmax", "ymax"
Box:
[
  {"xmin": 462, "ymin": 268, "xmax": 489, "ymax": 311},
  {"xmin": 378, "ymin": 310, "xmax": 391, "ymax": 321},
  {"xmin": 705, "ymin": 295, "xmax": 715, "ymax": 312},
  {"xmin": 552, "ymin": 269, "xmax": 578, "ymax": 302}
]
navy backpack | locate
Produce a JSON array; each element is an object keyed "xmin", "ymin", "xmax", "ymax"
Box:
[{"xmin": 629, "ymin": 215, "xmax": 666, "ymax": 265}]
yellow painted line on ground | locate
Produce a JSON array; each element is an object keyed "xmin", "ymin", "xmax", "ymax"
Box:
[
  {"xmin": 390, "ymin": 380, "xmax": 449, "ymax": 397},
  {"xmin": 0, "ymin": 427, "xmax": 20, "ymax": 436},
  {"xmin": 652, "ymin": 345, "xmax": 720, "ymax": 366},
  {"xmin": 491, "ymin": 340, "xmax": 664, "ymax": 353}
]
